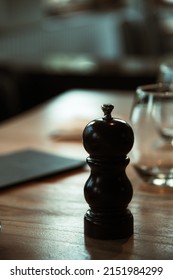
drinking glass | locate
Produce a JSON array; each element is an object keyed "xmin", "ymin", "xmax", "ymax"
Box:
[
  {"xmin": 158, "ymin": 62, "xmax": 173, "ymax": 83},
  {"xmin": 130, "ymin": 83, "xmax": 173, "ymax": 187}
]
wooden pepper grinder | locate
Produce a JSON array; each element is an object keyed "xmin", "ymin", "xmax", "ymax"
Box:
[{"xmin": 83, "ymin": 104, "xmax": 134, "ymax": 239}]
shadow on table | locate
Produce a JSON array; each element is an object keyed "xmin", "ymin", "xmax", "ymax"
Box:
[{"xmin": 84, "ymin": 235, "xmax": 134, "ymax": 260}]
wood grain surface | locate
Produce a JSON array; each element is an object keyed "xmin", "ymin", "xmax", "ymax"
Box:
[{"xmin": 0, "ymin": 89, "xmax": 173, "ymax": 260}]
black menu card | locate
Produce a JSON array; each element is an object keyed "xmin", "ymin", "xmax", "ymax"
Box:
[{"xmin": 0, "ymin": 149, "xmax": 85, "ymax": 189}]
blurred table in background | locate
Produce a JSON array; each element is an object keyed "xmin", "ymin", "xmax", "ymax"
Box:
[{"xmin": 0, "ymin": 55, "xmax": 159, "ymax": 122}]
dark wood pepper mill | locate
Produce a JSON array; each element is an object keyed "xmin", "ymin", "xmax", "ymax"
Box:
[{"xmin": 83, "ymin": 104, "xmax": 134, "ymax": 239}]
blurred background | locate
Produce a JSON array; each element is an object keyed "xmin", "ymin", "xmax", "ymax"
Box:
[{"xmin": 1, "ymin": 0, "xmax": 173, "ymax": 122}]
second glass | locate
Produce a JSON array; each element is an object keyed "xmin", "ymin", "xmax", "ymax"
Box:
[{"xmin": 130, "ymin": 83, "xmax": 173, "ymax": 187}]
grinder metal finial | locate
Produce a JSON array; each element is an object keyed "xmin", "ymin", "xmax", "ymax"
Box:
[{"xmin": 101, "ymin": 104, "xmax": 114, "ymax": 120}]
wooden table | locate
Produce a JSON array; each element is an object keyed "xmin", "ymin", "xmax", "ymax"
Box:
[{"xmin": 0, "ymin": 89, "xmax": 173, "ymax": 260}]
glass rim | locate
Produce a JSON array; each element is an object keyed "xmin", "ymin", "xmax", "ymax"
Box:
[
  {"xmin": 160, "ymin": 62, "xmax": 173, "ymax": 72},
  {"xmin": 137, "ymin": 83, "xmax": 173, "ymax": 96}
]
